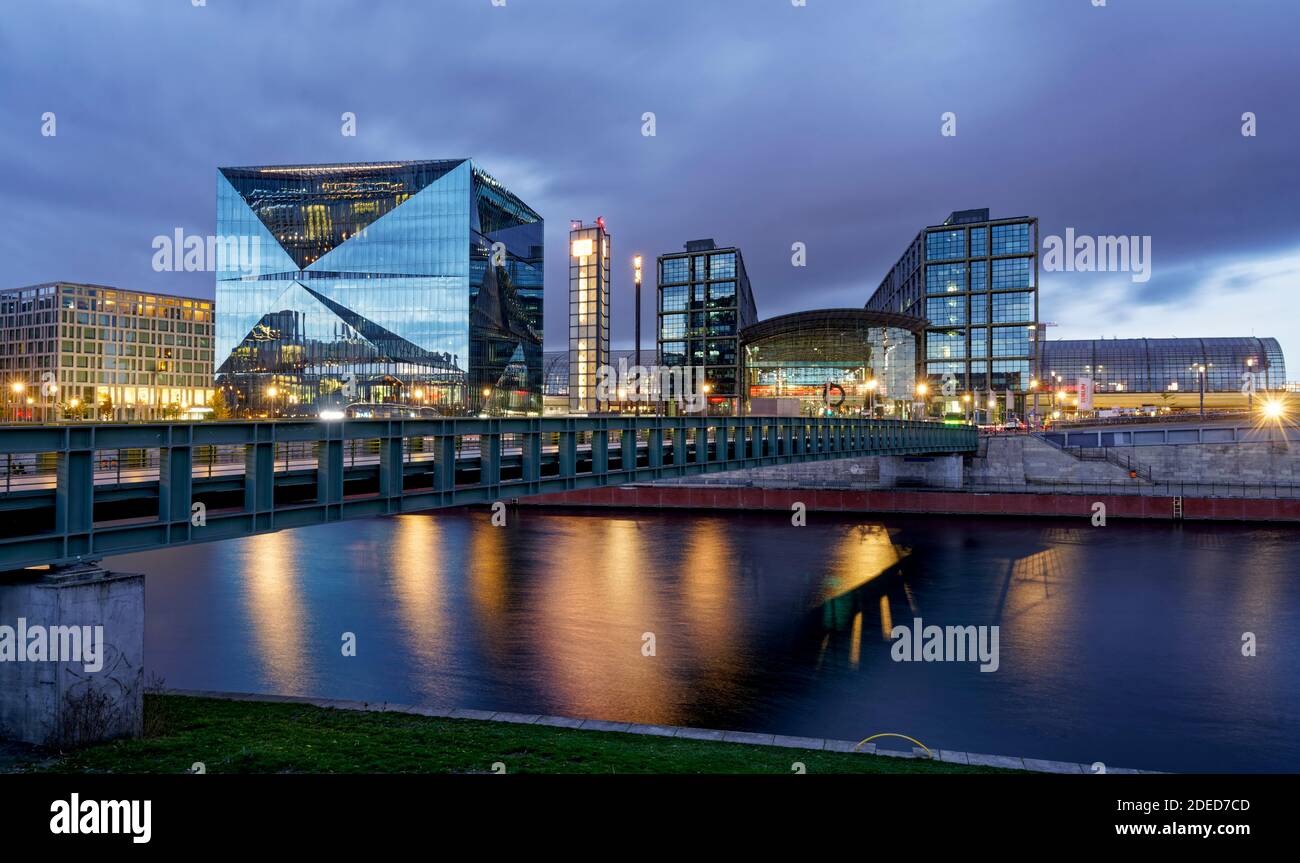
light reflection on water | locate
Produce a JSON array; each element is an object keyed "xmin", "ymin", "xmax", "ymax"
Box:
[{"xmin": 112, "ymin": 510, "xmax": 1300, "ymax": 773}]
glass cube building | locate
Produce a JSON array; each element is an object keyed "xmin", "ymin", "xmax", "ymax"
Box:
[
  {"xmin": 867, "ymin": 208, "xmax": 1038, "ymax": 420},
  {"xmin": 740, "ymin": 309, "xmax": 922, "ymax": 417},
  {"xmin": 656, "ymin": 239, "xmax": 758, "ymax": 415},
  {"xmin": 215, "ymin": 160, "xmax": 543, "ymax": 416}
]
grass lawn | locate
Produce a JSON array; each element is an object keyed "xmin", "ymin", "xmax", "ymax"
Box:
[{"xmin": 18, "ymin": 695, "xmax": 1020, "ymax": 774}]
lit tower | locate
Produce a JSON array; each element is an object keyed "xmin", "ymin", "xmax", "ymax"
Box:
[{"xmin": 568, "ymin": 218, "xmax": 611, "ymax": 413}]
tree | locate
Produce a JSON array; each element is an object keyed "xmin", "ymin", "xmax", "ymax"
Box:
[
  {"xmin": 209, "ymin": 388, "xmax": 231, "ymax": 420},
  {"xmin": 97, "ymin": 395, "xmax": 115, "ymax": 422}
]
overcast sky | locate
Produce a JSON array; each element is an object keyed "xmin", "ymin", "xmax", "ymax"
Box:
[{"xmin": 2, "ymin": 0, "xmax": 1297, "ymax": 366}]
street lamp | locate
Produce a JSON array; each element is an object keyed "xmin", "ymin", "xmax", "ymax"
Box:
[
  {"xmin": 962, "ymin": 391, "xmax": 972, "ymax": 423},
  {"xmin": 1246, "ymin": 358, "xmax": 1256, "ymax": 412},
  {"xmin": 633, "ymin": 255, "xmax": 643, "ymax": 372},
  {"xmin": 865, "ymin": 378, "xmax": 879, "ymax": 417},
  {"xmin": 1190, "ymin": 363, "xmax": 1212, "ymax": 419}
]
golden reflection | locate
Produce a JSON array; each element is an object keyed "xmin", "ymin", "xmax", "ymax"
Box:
[
  {"xmin": 390, "ymin": 516, "xmax": 448, "ymax": 696},
  {"xmin": 241, "ymin": 530, "xmax": 308, "ymax": 694},
  {"xmin": 849, "ymin": 610, "xmax": 863, "ymax": 669},
  {"xmin": 818, "ymin": 524, "xmax": 908, "ymax": 606},
  {"xmin": 879, "ymin": 595, "xmax": 893, "ymax": 640},
  {"xmin": 997, "ymin": 542, "xmax": 1081, "ymax": 679},
  {"xmin": 532, "ymin": 515, "xmax": 684, "ymax": 725},
  {"xmin": 467, "ymin": 513, "xmax": 512, "ymax": 662}
]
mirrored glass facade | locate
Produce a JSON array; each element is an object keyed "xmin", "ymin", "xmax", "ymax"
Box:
[
  {"xmin": 215, "ymin": 160, "xmax": 542, "ymax": 416},
  {"xmin": 740, "ymin": 310, "xmax": 922, "ymax": 417}
]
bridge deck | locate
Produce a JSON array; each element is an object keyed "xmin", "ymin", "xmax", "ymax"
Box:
[{"xmin": 0, "ymin": 416, "xmax": 975, "ymax": 570}]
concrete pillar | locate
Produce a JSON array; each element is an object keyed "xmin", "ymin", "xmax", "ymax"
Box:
[{"xmin": 0, "ymin": 565, "xmax": 144, "ymax": 747}]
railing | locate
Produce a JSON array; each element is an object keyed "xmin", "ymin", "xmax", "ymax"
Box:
[
  {"xmin": 1038, "ymin": 424, "xmax": 1299, "ymax": 449},
  {"xmin": 966, "ymin": 478, "xmax": 1300, "ymax": 499},
  {"xmin": 1061, "ymin": 445, "xmax": 1155, "ymax": 482},
  {"xmin": 0, "ymin": 416, "xmax": 976, "ymax": 570}
]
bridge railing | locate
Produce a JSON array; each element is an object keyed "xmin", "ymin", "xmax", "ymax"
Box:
[{"xmin": 0, "ymin": 417, "xmax": 976, "ymax": 570}]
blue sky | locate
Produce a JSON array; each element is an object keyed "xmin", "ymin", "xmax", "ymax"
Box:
[{"xmin": 2, "ymin": 0, "xmax": 1297, "ymax": 366}]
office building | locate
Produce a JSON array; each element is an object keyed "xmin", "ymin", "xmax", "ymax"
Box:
[
  {"xmin": 656, "ymin": 239, "xmax": 758, "ymax": 415},
  {"xmin": 215, "ymin": 160, "xmax": 543, "ymax": 417},
  {"xmin": 568, "ymin": 218, "xmax": 611, "ymax": 413},
  {"xmin": 740, "ymin": 309, "xmax": 922, "ymax": 417},
  {"xmin": 867, "ymin": 209, "xmax": 1039, "ymax": 421},
  {"xmin": 0, "ymin": 282, "xmax": 214, "ymax": 422}
]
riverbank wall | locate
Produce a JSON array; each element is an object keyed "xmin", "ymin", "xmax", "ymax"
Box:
[{"xmin": 519, "ymin": 483, "xmax": 1300, "ymax": 523}]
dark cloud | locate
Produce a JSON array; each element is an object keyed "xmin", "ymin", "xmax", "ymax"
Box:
[{"xmin": 1, "ymin": 0, "xmax": 1296, "ymax": 361}]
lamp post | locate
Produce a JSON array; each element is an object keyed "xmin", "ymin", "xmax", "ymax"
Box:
[
  {"xmin": 1246, "ymin": 357, "xmax": 1255, "ymax": 412},
  {"xmin": 633, "ymin": 255, "xmax": 643, "ymax": 372},
  {"xmin": 1191, "ymin": 363, "xmax": 1211, "ymax": 419},
  {"xmin": 865, "ymin": 378, "xmax": 879, "ymax": 418},
  {"xmin": 962, "ymin": 391, "xmax": 972, "ymax": 424}
]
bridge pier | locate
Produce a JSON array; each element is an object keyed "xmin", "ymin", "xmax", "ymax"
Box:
[
  {"xmin": 879, "ymin": 454, "xmax": 965, "ymax": 489},
  {"xmin": 0, "ymin": 564, "xmax": 144, "ymax": 747}
]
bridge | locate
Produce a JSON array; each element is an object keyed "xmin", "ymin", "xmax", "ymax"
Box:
[{"xmin": 0, "ymin": 416, "xmax": 975, "ymax": 571}]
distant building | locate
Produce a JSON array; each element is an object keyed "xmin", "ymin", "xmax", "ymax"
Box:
[
  {"xmin": 867, "ymin": 209, "xmax": 1039, "ymax": 422},
  {"xmin": 568, "ymin": 219, "xmax": 611, "ymax": 414},
  {"xmin": 0, "ymin": 282, "xmax": 214, "ymax": 422},
  {"xmin": 1041, "ymin": 337, "xmax": 1287, "ymax": 411},
  {"xmin": 215, "ymin": 160, "xmax": 543, "ymax": 417},
  {"xmin": 740, "ymin": 309, "xmax": 923, "ymax": 417},
  {"xmin": 543, "ymin": 348, "xmax": 639, "ymax": 415},
  {"xmin": 656, "ymin": 239, "xmax": 758, "ymax": 415}
]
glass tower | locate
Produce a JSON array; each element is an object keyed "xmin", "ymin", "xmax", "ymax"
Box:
[
  {"xmin": 656, "ymin": 239, "xmax": 758, "ymax": 415},
  {"xmin": 568, "ymin": 219, "xmax": 610, "ymax": 414},
  {"xmin": 867, "ymin": 209, "xmax": 1039, "ymax": 421},
  {"xmin": 215, "ymin": 160, "xmax": 543, "ymax": 417}
]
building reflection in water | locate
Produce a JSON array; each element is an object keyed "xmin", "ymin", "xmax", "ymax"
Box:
[
  {"xmin": 532, "ymin": 515, "xmax": 682, "ymax": 725},
  {"xmin": 240, "ymin": 530, "xmax": 311, "ymax": 694},
  {"xmin": 389, "ymin": 515, "xmax": 451, "ymax": 700}
]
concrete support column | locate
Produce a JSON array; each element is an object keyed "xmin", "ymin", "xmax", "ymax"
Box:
[{"xmin": 0, "ymin": 566, "xmax": 144, "ymax": 747}]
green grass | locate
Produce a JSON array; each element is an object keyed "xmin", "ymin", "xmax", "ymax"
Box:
[{"xmin": 18, "ymin": 695, "xmax": 1019, "ymax": 774}]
